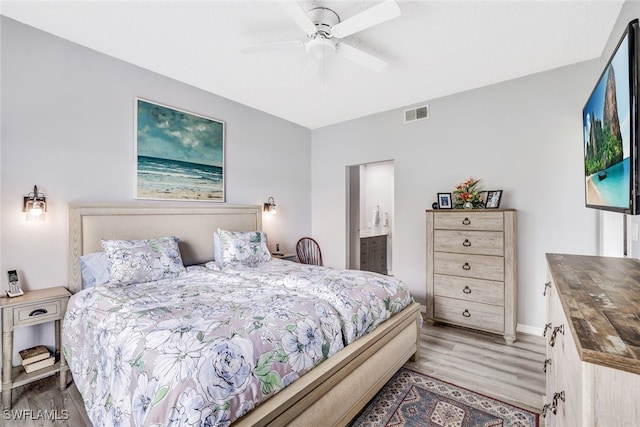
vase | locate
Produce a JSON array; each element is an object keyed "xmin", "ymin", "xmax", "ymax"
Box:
[
  {"xmin": 372, "ymin": 205, "xmax": 380, "ymax": 228},
  {"xmin": 463, "ymin": 202, "xmax": 473, "ymax": 209}
]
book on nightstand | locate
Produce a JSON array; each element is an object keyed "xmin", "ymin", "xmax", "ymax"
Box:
[
  {"xmin": 18, "ymin": 345, "xmax": 51, "ymax": 366},
  {"xmin": 23, "ymin": 355, "xmax": 55, "ymax": 373}
]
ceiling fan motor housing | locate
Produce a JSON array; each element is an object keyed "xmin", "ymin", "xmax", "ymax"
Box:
[
  {"xmin": 308, "ymin": 7, "xmax": 340, "ymax": 37},
  {"xmin": 305, "ymin": 7, "xmax": 340, "ymax": 60}
]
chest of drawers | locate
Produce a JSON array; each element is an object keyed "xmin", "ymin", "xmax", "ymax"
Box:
[{"xmin": 426, "ymin": 209, "xmax": 517, "ymax": 344}]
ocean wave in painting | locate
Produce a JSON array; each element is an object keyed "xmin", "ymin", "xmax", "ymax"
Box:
[{"xmin": 137, "ymin": 156, "xmax": 223, "ymax": 200}]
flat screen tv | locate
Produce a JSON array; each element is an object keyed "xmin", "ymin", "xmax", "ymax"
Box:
[{"xmin": 583, "ymin": 19, "xmax": 639, "ymax": 214}]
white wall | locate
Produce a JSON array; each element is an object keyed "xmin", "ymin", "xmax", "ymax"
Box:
[
  {"xmin": 362, "ymin": 161, "xmax": 394, "ymax": 271},
  {"xmin": 362, "ymin": 162, "xmax": 394, "ymax": 232},
  {"xmin": 311, "ymin": 60, "xmax": 603, "ymax": 330},
  {"xmin": 0, "ymin": 17, "xmax": 312, "ymax": 361}
]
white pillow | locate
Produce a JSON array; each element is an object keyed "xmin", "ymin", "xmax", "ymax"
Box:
[
  {"xmin": 101, "ymin": 236, "xmax": 186, "ymax": 285},
  {"xmin": 80, "ymin": 252, "xmax": 110, "ymax": 288},
  {"xmin": 213, "ymin": 231, "xmax": 222, "ymax": 262},
  {"xmin": 216, "ymin": 229, "xmax": 271, "ymax": 267}
]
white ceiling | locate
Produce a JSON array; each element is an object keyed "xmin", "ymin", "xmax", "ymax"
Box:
[{"xmin": 1, "ymin": 0, "xmax": 625, "ymax": 129}]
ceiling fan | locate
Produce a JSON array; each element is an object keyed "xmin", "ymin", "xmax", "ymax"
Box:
[{"xmin": 241, "ymin": 0, "xmax": 401, "ymax": 73}]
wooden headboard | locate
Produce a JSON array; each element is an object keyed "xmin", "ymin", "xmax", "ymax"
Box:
[{"xmin": 68, "ymin": 203, "xmax": 262, "ymax": 293}]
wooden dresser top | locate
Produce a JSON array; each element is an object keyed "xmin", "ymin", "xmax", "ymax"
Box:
[{"xmin": 546, "ymin": 253, "xmax": 640, "ymax": 375}]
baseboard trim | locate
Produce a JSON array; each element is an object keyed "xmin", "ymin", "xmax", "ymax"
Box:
[{"xmin": 517, "ymin": 323, "xmax": 543, "ymax": 337}]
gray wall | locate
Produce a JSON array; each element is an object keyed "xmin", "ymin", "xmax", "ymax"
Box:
[
  {"xmin": 311, "ymin": 0, "xmax": 640, "ymax": 329},
  {"xmin": 0, "ymin": 17, "xmax": 312, "ymax": 360},
  {"xmin": 308, "ymin": 3, "xmax": 640, "ymax": 332},
  {"xmin": 311, "ymin": 59, "xmax": 602, "ymax": 331}
]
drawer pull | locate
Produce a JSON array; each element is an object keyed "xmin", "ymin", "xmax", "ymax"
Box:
[
  {"xmin": 462, "ymin": 262, "xmax": 471, "ymax": 270},
  {"xmin": 28, "ymin": 308, "xmax": 48, "ymax": 317},
  {"xmin": 543, "ymin": 322, "xmax": 552, "ymax": 337},
  {"xmin": 462, "ymin": 239, "xmax": 471, "ymax": 247},
  {"xmin": 542, "ymin": 391, "xmax": 565, "ymax": 418},
  {"xmin": 462, "ymin": 217, "xmax": 471, "ymax": 225},
  {"xmin": 549, "ymin": 324, "xmax": 564, "ymax": 347},
  {"xmin": 462, "ymin": 309, "xmax": 471, "ymax": 318},
  {"xmin": 542, "ymin": 403, "xmax": 552, "ymax": 418},
  {"xmin": 463, "ymin": 286, "xmax": 471, "ymax": 294},
  {"xmin": 543, "ymin": 358, "xmax": 552, "ymax": 373},
  {"xmin": 543, "ymin": 281, "xmax": 551, "ymax": 296},
  {"xmin": 552, "ymin": 391, "xmax": 565, "ymax": 414}
]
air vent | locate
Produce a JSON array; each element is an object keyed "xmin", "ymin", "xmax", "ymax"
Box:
[{"xmin": 404, "ymin": 105, "xmax": 429, "ymax": 123}]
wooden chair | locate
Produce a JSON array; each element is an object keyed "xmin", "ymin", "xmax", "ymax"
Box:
[{"xmin": 296, "ymin": 237, "xmax": 323, "ymax": 266}]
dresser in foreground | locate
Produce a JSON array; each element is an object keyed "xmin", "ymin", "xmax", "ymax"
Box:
[
  {"xmin": 544, "ymin": 254, "xmax": 640, "ymax": 425},
  {"xmin": 426, "ymin": 209, "xmax": 517, "ymax": 344}
]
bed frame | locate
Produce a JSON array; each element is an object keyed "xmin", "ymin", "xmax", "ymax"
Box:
[{"xmin": 67, "ymin": 202, "xmax": 421, "ymax": 426}]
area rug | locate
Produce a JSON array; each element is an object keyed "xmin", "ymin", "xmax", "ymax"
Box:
[{"xmin": 351, "ymin": 368, "xmax": 539, "ymax": 427}]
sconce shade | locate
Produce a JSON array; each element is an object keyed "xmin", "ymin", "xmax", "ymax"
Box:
[
  {"xmin": 23, "ymin": 185, "xmax": 47, "ymax": 220},
  {"xmin": 263, "ymin": 197, "xmax": 277, "ymax": 215}
]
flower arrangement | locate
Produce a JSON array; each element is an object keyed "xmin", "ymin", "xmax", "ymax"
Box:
[{"xmin": 453, "ymin": 177, "xmax": 484, "ymax": 209}]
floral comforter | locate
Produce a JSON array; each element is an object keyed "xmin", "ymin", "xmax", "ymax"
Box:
[
  {"xmin": 62, "ymin": 266, "xmax": 347, "ymax": 426},
  {"xmin": 209, "ymin": 258, "xmax": 414, "ymax": 344}
]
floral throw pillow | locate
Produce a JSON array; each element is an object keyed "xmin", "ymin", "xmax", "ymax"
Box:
[
  {"xmin": 217, "ymin": 229, "xmax": 271, "ymax": 267},
  {"xmin": 101, "ymin": 236, "xmax": 186, "ymax": 285}
]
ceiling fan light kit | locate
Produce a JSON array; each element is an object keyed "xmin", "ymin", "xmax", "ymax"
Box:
[{"xmin": 242, "ymin": 0, "xmax": 401, "ymax": 73}]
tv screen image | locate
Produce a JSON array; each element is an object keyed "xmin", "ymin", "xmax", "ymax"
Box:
[{"xmin": 583, "ymin": 19, "xmax": 638, "ymax": 214}]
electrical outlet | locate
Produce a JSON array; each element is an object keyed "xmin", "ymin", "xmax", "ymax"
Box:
[{"xmin": 632, "ymin": 223, "xmax": 639, "ymax": 242}]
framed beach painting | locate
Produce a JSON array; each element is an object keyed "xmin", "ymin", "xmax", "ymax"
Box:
[{"xmin": 135, "ymin": 98, "xmax": 225, "ymax": 201}]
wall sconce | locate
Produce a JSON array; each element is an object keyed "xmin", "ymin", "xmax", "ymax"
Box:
[
  {"xmin": 263, "ymin": 197, "xmax": 277, "ymax": 215},
  {"xmin": 23, "ymin": 185, "xmax": 47, "ymax": 221}
]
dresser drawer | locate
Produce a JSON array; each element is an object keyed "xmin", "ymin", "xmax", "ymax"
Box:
[
  {"xmin": 13, "ymin": 299, "xmax": 62, "ymax": 327},
  {"xmin": 434, "ymin": 212, "xmax": 504, "ymax": 231},
  {"xmin": 434, "ymin": 252, "xmax": 504, "ymax": 281},
  {"xmin": 434, "ymin": 274, "xmax": 504, "ymax": 305},
  {"xmin": 434, "ymin": 230, "xmax": 504, "ymax": 256},
  {"xmin": 434, "ymin": 297, "xmax": 504, "ymax": 333}
]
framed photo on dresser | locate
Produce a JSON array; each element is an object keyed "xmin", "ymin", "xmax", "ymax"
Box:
[
  {"xmin": 484, "ymin": 190, "xmax": 503, "ymax": 209},
  {"xmin": 437, "ymin": 193, "xmax": 453, "ymax": 209}
]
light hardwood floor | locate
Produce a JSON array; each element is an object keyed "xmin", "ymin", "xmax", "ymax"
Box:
[
  {"xmin": 406, "ymin": 321, "xmax": 546, "ymax": 415},
  {"xmin": 2, "ymin": 322, "xmax": 545, "ymax": 426}
]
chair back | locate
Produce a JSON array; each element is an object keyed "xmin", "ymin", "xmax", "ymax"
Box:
[{"xmin": 296, "ymin": 237, "xmax": 323, "ymax": 266}]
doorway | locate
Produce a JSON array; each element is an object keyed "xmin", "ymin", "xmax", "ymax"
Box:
[{"xmin": 346, "ymin": 160, "xmax": 394, "ymax": 274}]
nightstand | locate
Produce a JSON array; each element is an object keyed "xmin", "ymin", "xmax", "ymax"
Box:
[
  {"xmin": 272, "ymin": 253, "xmax": 298, "ymax": 262},
  {"xmin": 1, "ymin": 287, "xmax": 71, "ymax": 408}
]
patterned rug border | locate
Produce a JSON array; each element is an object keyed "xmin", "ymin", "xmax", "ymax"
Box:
[
  {"xmin": 352, "ymin": 367, "xmax": 540, "ymax": 426},
  {"xmin": 402, "ymin": 367, "xmax": 541, "ymax": 418}
]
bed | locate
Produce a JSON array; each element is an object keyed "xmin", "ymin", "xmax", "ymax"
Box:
[{"xmin": 64, "ymin": 202, "xmax": 421, "ymax": 426}]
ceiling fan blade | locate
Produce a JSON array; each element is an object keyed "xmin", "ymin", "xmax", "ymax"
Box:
[
  {"xmin": 336, "ymin": 43, "xmax": 388, "ymax": 73},
  {"xmin": 330, "ymin": 0, "xmax": 401, "ymax": 39},
  {"xmin": 240, "ymin": 40, "xmax": 303, "ymax": 54},
  {"xmin": 280, "ymin": 0, "xmax": 317, "ymax": 37}
]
